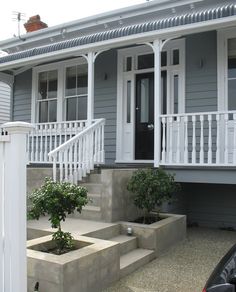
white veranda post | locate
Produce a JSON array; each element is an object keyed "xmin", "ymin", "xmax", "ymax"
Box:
[
  {"xmin": 0, "ymin": 122, "xmax": 33, "ymax": 292},
  {"xmin": 153, "ymin": 39, "xmax": 162, "ymax": 167},
  {"xmin": 87, "ymin": 51, "xmax": 95, "ymax": 125}
]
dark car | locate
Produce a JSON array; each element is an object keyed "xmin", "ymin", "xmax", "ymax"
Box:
[{"xmin": 203, "ymin": 244, "xmax": 236, "ymax": 292}]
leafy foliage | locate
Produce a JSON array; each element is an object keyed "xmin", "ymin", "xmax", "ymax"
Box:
[
  {"xmin": 127, "ymin": 168, "xmax": 180, "ymax": 223},
  {"xmin": 28, "ymin": 177, "xmax": 89, "ymax": 254},
  {"xmin": 52, "ymin": 230, "xmax": 74, "ymax": 255}
]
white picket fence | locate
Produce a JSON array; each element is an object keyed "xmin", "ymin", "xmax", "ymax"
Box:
[{"xmin": 0, "ymin": 122, "xmax": 32, "ymax": 292}]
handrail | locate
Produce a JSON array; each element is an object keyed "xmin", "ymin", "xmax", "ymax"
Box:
[
  {"xmin": 160, "ymin": 110, "xmax": 236, "ymax": 118},
  {"xmin": 48, "ymin": 118, "xmax": 104, "ymax": 157},
  {"xmin": 48, "ymin": 118, "xmax": 105, "ymax": 183}
]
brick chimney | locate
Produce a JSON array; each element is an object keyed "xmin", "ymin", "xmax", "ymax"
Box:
[{"xmin": 24, "ymin": 15, "xmax": 48, "ymax": 33}]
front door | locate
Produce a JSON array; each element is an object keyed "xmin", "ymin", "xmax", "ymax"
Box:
[{"xmin": 135, "ymin": 72, "xmax": 154, "ymax": 160}]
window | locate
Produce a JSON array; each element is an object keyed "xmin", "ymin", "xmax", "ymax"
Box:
[
  {"xmin": 38, "ymin": 70, "xmax": 57, "ymax": 123},
  {"xmin": 65, "ymin": 64, "xmax": 88, "ymax": 121},
  {"xmin": 138, "ymin": 54, "xmax": 154, "ymax": 70}
]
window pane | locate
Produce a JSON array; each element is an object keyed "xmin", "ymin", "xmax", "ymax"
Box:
[
  {"xmin": 39, "ymin": 101, "xmax": 48, "ymax": 123},
  {"xmin": 228, "ymin": 79, "xmax": 236, "ymax": 110},
  {"xmin": 77, "ymin": 96, "xmax": 87, "ymax": 120},
  {"xmin": 48, "ymin": 100, "xmax": 57, "ymax": 122},
  {"xmin": 127, "ymin": 81, "xmax": 131, "ymax": 123},
  {"xmin": 140, "ymin": 78, "xmax": 149, "ymax": 123},
  {"xmin": 66, "ymin": 97, "xmax": 77, "ymax": 121},
  {"xmin": 161, "ymin": 51, "xmax": 167, "ymax": 67},
  {"xmin": 174, "ymin": 75, "xmax": 179, "ymax": 114},
  {"xmin": 126, "ymin": 57, "xmax": 132, "ymax": 71},
  {"xmin": 173, "ymin": 49, "xmax": 179, "ymax": 65},
  {"xmin": 38, "ymin": 72, "xmax": 47, "ymax": 100},
  {"xmin": 138, "ymin": 54, "xmax": 154, "ymax": 70},
  {"xmin": 77, "ymin": 75, "xmax": 88, "ymax": 95},
  {"xmin": 66, "ymin": 66, "xmax": 76, "ymax": 96},
  {"xmin": 48, "ymin": 71, "xmax": 58, "ymax": 99}
]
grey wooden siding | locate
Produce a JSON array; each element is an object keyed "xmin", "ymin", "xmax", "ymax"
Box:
[
  {"xmin": 0, "ymin": 82, "xmax": 10, "ymax": 124},
  {"xmin": 13, "ymin": 69, "xmax": 32, "ymax": 122},
  {"xmin": 182, "ymin": 183, "xmax": 236, "ymax": 229},
  {"xmin": 94, "ymin": 50, "xmax": 117, "ymax": 165},
  {"xmin": 185, "ymin": 31, "xmax": 217, "ymax": 113}
]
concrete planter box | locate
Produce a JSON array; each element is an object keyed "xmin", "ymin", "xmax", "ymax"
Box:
[
  {"xmin": 120, "ymin": 213, "xmax": 186, "ymax": 256},
  {"xmin": 27, "ymin": 235, "xmax": 120, "ymax": 292}
]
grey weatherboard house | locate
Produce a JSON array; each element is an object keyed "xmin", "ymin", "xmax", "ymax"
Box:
[{"xmin": 0, "ymin": 0, "xmax": 236, "ymax": 227}]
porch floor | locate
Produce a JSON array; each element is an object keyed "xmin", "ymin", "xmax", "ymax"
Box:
[{"xmin": 103, "ymin": 227, "xmax": 236, "ymax": 292}]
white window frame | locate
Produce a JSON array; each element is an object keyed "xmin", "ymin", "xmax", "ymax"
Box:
[
  {"xmin": 217, "ymin": 27, "xmax": 236, "ymax": 111},
  {"xmin": 31, "ymin": 57, "xmax": 87, "ymax": 123},
  {"xmin": 116, "ymin": 39, "xmax": 185, "ymax": 163}
]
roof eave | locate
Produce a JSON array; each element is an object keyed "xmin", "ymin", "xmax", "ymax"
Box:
[
  {"xmin": 0, "ymin": 15, "xmax": 235, "ymax": 72},
  {"xmin": 0, "ymin": 0, "xmax": 203, "ymax": 51}
]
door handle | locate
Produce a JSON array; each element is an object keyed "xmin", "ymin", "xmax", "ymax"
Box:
[{"xmin": 147, "ymin": 124, "xmax": 154, "ymax": 130}]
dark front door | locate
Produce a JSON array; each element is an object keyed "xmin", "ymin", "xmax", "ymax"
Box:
[{"xmin": 135, "ymin": 72, "xmax": 154, "ymax": 160}]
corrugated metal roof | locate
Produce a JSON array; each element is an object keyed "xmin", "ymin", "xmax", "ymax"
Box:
[{"xmin": 0, "ymin": 3, "xmax": 235, "ymax": 65}]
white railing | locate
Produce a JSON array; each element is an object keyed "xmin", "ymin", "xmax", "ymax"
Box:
[
  {"xmin": 0, "ymin": 122, "xmax": 33, "ymax": 292},
  {"xmin": 48, "ymin": 118, "xmax": 105, "ymax": 183},
  {"xmin": 160, "ymin": 111, "xmax": 236, "ymax": 166},
  {"xmin": 28, "ymin": 120, "xmax": 87, "ymax": 163}
]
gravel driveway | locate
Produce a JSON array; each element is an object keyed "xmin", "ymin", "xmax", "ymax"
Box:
[{"xmin": 103, "ymin": 227, "xmax": 236, "ymax": 292}]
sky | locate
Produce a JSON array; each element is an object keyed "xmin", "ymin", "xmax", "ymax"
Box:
[{"xmin": 0, "ymin": 0, "xmax": 145, "ymax": 41}]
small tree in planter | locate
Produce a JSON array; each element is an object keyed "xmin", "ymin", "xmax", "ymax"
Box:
[
  {"xmin": 28, "ymin": 178, "xmax": 89, "ymax": 255},
  {"xmin": 127, "ymin": 168, "xmax": 180, "ymax": 224}
]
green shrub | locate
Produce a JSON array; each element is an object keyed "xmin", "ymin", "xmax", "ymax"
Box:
[
  {"xmin": 127, "ymin": 168, "xmax": 180, "ymax": 223},
  {"xmin": 28, "ymin": 178, "xmax": 89, "ymax": 254}
]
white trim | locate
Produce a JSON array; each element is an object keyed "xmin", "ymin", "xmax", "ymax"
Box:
[
  {"xmin": 217, "ymin": 27, "xmax": 236, "ymax": 111},
  {"xmin": 31, "ymin": 57, "xmax": 88, "ymax": 123},
  {"xmin": 1, "ymin": 16, "xmax": 236, "ymax": 71},
  {"xmin": 116, "ymin": 39, "xmax": 185, "ymax": 163}
]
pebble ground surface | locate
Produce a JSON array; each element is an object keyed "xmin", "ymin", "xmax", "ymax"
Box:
[{"xmin": 103, "ymin": 227, "xmax": 236, "ymax": 292}]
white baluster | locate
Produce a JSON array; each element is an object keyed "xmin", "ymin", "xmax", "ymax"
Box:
[
  {"xmin": 30, "ymin": 128, "xmax": 34, "ymax": 162},
  {"xmin": 54, "ymin": 123, "xmax": 58, "ymax": 150},
  {"xmin": 168, "ymin": 117, "xmax": 173, "ymax": 164},
  {"xmin": 73, "ymin": 141, "xmax": 78, "ymax": 183},
  {"xmin": 64, "ymin": 148, "xmax": 68, "ymax": 181},
  {"xmin": 224, "ymin": 113, "xmax": 229, "ymax": 164},
  {"xmin": 40, "ymin": 124, "xmax": 44, "ymax": 162},
  {"xmin": 234, "ymin": 113, "xmax": 236, "ymax": 165},
  {"xmin": 59, "ymin": 152, "xmax": 63, "ymax": 182},
  {"xmin": 101, "ymin": 123, "xmax": 105, "ymax": 163},
  {"xmin": 94, "ymin": 128, "xmax": 98, "ymax": 163},
  {"xmin": 176, "ymin": 116, "xmax": 181, "ymax": 164},
  {"xmin": 184, "ymin": 116, "xmax": 188, "ymax": 164},
  {"xmin": 35, "ymin": 125, "xmax": 39, "ymax": 162},
  {"xmin": 216, "ymin": 114, "xmax": 220, "ymax": 164},
  {"xmin": 200, "ymin": 115, "xmax": 204, "ymax": 164},
  {"xmin": 44, "ymin": 124, "xmax": 48, "ymax": 162},
  {"xmin": 161, "ymin": 117, "xmax": 166, "ymax": 164},
  {"xmin": 192, "ymin": 116, "xmax": 196, "ymax": 164},
  {"xmin": 208, "ymin": 115, "xmax": 212, "ymax": 164},
  {"xmin": 52, "ymin": 156, "xmax": 57, "ymax": 182}
]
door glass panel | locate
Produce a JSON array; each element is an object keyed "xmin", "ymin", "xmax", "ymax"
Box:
[
  {"xmin": 138, "ymin": 54, "xmax": 154, "ymax": 69},
  {"xmin": 140, "ymin": 78, "xmax": 149, "ymax": 123},
  {"xmin": 172, "ymin": 49, "xmax": 180, "ymax": 65},
  {"xmin": 161, "ymin": 51, "xmax": 167, "ymax": 67},
  {"xmin": 174, "ymin": 75, "xmax": 179, "ymax": 114},
  {"xmin": 127, "ymin": 81, "xmax": 131, "ymax": 123},
  {"xmin": 228, "ymin": 38, "xmax": 236, "ymax": 110},
  {"xmin": 161, "ymin": 71, "xmax": 167, "ymax": 114},
  {"xmin": 126, "ymin": 57, "xmax": 132, "ymax": 72}
]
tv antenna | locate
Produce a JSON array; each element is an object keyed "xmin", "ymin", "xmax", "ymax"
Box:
[{"xmin": 12, "ymin": 11, "xmax": 26, "ymax": 41}]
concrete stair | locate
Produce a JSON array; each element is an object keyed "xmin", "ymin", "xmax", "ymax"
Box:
[
  {"xmin": 84, "ymin": 224, "xmax": 155, "ymax": 278},
  {"xmin": 75, "ymin": 173, "xmax": 103, "ymax": 221}
]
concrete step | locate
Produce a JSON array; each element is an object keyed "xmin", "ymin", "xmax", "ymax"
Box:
[
  {"xmin": 71, "ymin": 205, "xmax": 102, "ymax": 221},
  {"xmin": 110, "ymin": 235, "xmax": 137, "ymax": 255},
  {"xmin": 87, "ymin": 193, "xmax": 101, "ymax": 207},
  {"xmin": 85, "ymin": 173, "xmax": 101, "ymax": 184},
  {"xmin": 83, "ymin": 224, "xmax": 120, "ymax": 240},
  {"xmin": 79, "ymin": 183, "xmax": 102, "ymax": 194},
  {"xmin": 120, "ymin": 249, "xmax": 155, "ymax": 278}
]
